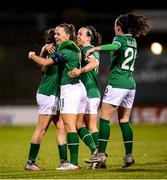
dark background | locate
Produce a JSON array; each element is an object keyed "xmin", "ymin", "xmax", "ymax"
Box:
[{"xmin": 0, "ymin": 0, "xmax": 167, "ymax": 105}]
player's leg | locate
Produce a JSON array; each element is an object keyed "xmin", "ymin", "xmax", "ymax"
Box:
[
  {"xmin": 25, "ymin": 114, "xmax": 52, "ymax": 170},
  {"xmin": 25, "ymin": 93, "xmax": 58, "ymax": 171},
  {"xmin": 118, "ymin": 89, "xmax": 136, "ymax": 168},
  {"xmin": 53, "ymin": 114, "xmax": 68, "ymax": 169},
  {"xmin": 84, "ymin": 98, "xmax": 100, "ymax": 148},
  {"xmin": 77, "ymin": 114, "xmax": 97, "ymax": 155},
  {"xmin": 59, "ymin": 84, "xmax": 83, "ymax": 169}
]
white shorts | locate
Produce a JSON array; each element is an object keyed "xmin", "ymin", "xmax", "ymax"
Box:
[
  {"xmin": 60, "ymin": 81, "xmax": 87, "ymax": 114},
  {"xmin": 102, "ymin": 85, "xmax": 136, "ymax": 108},
  {"xmin": 85, "ymin": 97, "xmax": 100, "ymax": 114},
  {"xmin": 36, "ymin": 93, "xmax": 59, "ymax": 115}
]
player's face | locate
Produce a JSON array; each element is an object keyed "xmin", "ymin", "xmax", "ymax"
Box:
[
  {"xmin": 54, "ymin": 27, "xmax": 70, "ymax": 44},
  {"xmin": 77, "ymin": 27, "xmax": 90, "ymax": 47}
]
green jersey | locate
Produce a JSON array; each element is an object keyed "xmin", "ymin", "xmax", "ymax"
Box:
[
  {"xmin": 51, "ymin": 40, "xmax": 81, "ymax": 86},
  {"xmin": 37, "ymin": 59, "xmax": 59, "ymax": 96},
  {"xmin": 81, "ymin": 45, "xmax": 101, "ymax": 98},
  {"xmin": 104, "ymin": 35, "xmax": 137, "ymax": 89}
]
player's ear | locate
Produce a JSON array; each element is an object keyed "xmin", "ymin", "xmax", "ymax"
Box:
[{"xmin": 116, "ymin": 25, "xmax": 122, "ymax": 32}]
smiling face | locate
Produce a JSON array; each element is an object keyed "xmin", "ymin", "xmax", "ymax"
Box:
[
  {"xmin": 54, "ymin": 27, "xmax": 70, "ymax": 44},
  {"xmin": 77, "ymin": 27, "xmax": 91, "ymax": 47}
]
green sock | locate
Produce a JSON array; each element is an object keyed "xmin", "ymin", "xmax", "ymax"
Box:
[
  {"xmin": 119, "ymin": 122, "xmax": 133, "ymax": 155},
  {"xmin": 67, "ymin": 132, "xmax": 79, "ymax": 165},
  {"xmin": 57, "ymin": 144, "xmax": 67, "ymax": 161},
  {"xmin": 98, "ymin": 118, "xmax": 110, "ymax": 153},
  {"xmin": 28, "ymin": 143, "xmax": 40, "ymax": 162},
  {"xmin": 91, "ymin": 131, "xmax": 99, "ymax": 148},
  {"xmin": 78, "ymin": 127, "xmax": 96, "ymax": 154}
]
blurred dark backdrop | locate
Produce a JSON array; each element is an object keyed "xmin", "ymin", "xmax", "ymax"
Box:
[{"xmin": 0, "ymin": 0, "xmax": 167, "ymax": 105}]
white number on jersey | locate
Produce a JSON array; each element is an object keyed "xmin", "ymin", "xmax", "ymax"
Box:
[{"xmin": 121, "ymin": 47, "xmax": 137, "ymax": 71}]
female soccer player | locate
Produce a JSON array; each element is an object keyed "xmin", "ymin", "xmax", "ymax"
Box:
[
  {"xmin": 25, "ymin": 28, "xmax": 67, "ymax": 171},
  {"xmin": 85, "ymin": 13, "xmax": 151, "ymax": 168},
  {"xmin": 68, "ymin": 25, "xmax": 106, "ymax": 169}
]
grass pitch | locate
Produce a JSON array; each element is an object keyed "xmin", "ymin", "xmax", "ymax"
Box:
[{"xmin": 0, "ymin": 124, "xmax": 167, "ymax": 179}]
